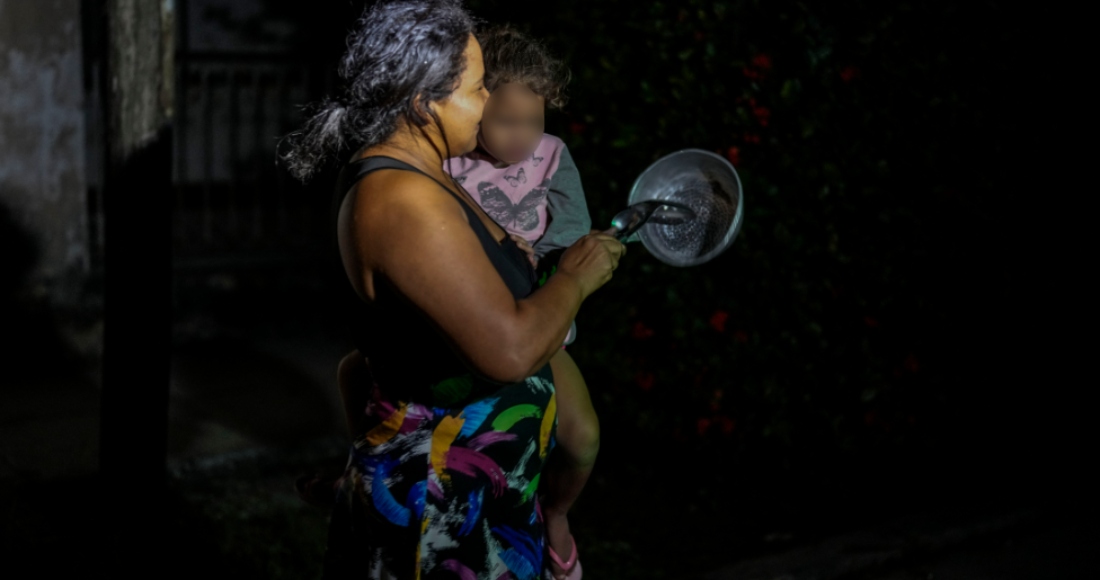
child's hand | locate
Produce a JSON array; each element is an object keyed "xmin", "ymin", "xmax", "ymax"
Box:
[{"xmin": 509, "ymin": 234, "xmax": 537, "ymax": 268}]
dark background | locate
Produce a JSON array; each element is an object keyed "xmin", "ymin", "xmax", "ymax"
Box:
[{"xmin": 2, "ymin": 0, "xmax": 1090, "ymax": 578}]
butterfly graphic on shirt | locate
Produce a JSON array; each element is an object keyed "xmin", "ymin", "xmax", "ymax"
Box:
[
  {"xmin": 477, "ymin": 179, "xmax": 550, "ymax": 232},
  {"xmin": 531, "ymin": 153, "xmax": 545, "ymax": 167},
  {"xmin": 503, "ymin": 167, "xmax": 526, "ymax": 187}
]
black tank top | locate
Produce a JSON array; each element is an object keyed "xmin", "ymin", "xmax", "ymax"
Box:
[{"xmin": 330, "ymin": 156, "xmax": 542, "ymax": 403}]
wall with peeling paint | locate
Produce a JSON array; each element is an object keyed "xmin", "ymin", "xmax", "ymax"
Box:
[{"xmin": 0, "ymin": 0, "xmax": 88, "ymax": 304}]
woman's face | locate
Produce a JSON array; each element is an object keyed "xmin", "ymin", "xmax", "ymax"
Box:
[
  {"xmin": 478, "ymin": 82, "xmax": 546, "ymax": 165},
  {"xmin": 431, "ymin": 35, "xmax": 490, "ymax": 157}
]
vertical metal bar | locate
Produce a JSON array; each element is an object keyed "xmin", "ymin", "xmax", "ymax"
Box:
[
  {"xmin": 319, "ymin": 63, "xmax": 339, "ymax": 246},
  {"xmin": 252, "ymin": 68, "xmax": 265, "ymax": 241},
  {"xmin": 92, "ymin": 61, "xmax": 107, "ymax": 260},
  {"xmin": 275, "ymin": 68, "xmax": 289, "ymax": 240},
  {"xmin": 178, "ymin": 0, "xmax": 189, "ymax": 53},
  {"xmin": 228, "ymin": 66, "xmax": 239, "ymax": 243},
  {"xmin": 175, "ymin": 0, "xmax": 190, "ymax": 248},
  {"xmin": 201, "ymin": 67, "xmax": 213, "ymax": 244},
  {"xmin": 296, "ymin": 66, "xmax": 312, "ymax": 240},
  {"xmin": 173, "ymin": 59, "xmax": 187, "ymax": 246},
  {"xmin": 299, "ymin": 65, "xmax": 312, "ymax": 241},
  {"xmin": 323, "ymin": 56, "xmax": 337, "ymax": 96}
]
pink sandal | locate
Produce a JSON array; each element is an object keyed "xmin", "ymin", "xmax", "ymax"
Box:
[{"xmin": 544, "ymin": 535, "xmax": 582, "ymax": 580}]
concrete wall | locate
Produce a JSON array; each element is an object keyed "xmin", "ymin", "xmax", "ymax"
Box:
[{"xmin": 0, "ymin": 0, "xmax": 88, "ymax": 304}]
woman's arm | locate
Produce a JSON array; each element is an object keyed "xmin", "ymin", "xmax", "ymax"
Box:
[{"xmin": 341, "ymin": 169, "xmax": 622, "ymax": 383}]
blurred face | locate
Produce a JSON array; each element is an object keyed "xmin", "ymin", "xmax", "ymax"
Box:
[
  {"xmin": 431, "ymin": 35, "xmax": 490, "ymax": 157},
  {"xmin": 477, "ymin": 82, "xmax": 545, "ymax": 165}
]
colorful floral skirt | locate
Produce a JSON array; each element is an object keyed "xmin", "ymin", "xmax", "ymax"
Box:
[{"xmin": 323, "ymin": 367, "xmax": 557, "ymax": 580}]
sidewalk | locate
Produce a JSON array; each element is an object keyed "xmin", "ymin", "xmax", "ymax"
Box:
[
  {"xmin": 167, "ymin": 323, "xmax": 350, "ymax": 468},
  {"xmin": 2, "ymin": 305, "xmax": 352, "ymax": 577},
  {"xmin": 703, "ymin": 504, "xmax": 1097, "ymax": 580}
]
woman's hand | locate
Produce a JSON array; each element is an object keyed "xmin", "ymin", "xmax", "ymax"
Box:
[
  {"xmin": 509, "ymin": 234, "xmax": 537, "ymax": 268},
  {"xmin": 556, "ymin": 228, "xmax": 626, "ymax": 298}
]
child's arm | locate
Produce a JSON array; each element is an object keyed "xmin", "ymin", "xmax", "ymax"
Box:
[{"xmin": 533, "ymin": 145, "xmax": 592, "ymax": 264}]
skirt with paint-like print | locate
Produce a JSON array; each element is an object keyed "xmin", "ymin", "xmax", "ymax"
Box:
[{"xmin": 322, "ymin": 366, "xmax": 557, "ymax": 580}]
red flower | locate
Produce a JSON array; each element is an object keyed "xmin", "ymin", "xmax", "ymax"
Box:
[
  {"xmin": 709, "ymin": 389, "xmax": 725, "ymax": 411},
  {"xmin": 742, "ymin": 55, "xmax": 771, "ymax": 80},
  {"xmin": 733, "ymin": 330, "xmax": 749, "ymax": 344},
  {"xmin": 568, "ymin": 121, "xmax": 587, "ymax": 135},
  {"xmin": 693, "ymin": 30, "xmax": 706, "ymax": 42},
  {"xmin": 864, "ymin": 410, "xmax": 892, "ymax": 433},
  {"xmin": 709, "ymin": 310, "xmax": 729, "ymax": 332},
  {"xmin": 840, "ymin": 66, "xmax": 860, "ymax": 83},
  {"xmin": 724, "ymin": 146, "xmax": 741, "ymax": 166},
  {"xmin": 631, "ymin": 321, "xmax": 655, "ymax": 340},
  {"xmin": 752, "ymin": 106, "xmax": 771, "ymax": 127},
  {"xmin": 751, "ymin": 53, "xmax": 773, "ymax": 70},
  {"xmin": 698, "ymin": 415, "xmax": 734, "ymax": 436},
  {"xmin": 863, "ymin": 316, "xmax": 879, "ymax": 328},
  {"xmin": 743, "ymin": 132, "xmax": 761, "ymax": 144},
  {"xmin": 903, "ymin": 353, "xmax": 920, "ymax": 373},
  {"xmin": 635, "ymin": 371, "xmax": 656, "ymax": 392}
]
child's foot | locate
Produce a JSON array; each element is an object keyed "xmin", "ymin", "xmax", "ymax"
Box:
[{"xmin": 544, "ymin": 511, "xmax": 581, "ymax": 579}]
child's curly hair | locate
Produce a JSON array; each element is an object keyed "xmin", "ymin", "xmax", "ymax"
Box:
[{"xmin": 477, "ymin": 24, "xmax": 570, "ymax": 109}]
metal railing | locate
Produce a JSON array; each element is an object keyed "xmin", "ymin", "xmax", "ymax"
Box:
[{"xmin": 172, "ymin": 52, "xmax": 335, "ymax": 269}]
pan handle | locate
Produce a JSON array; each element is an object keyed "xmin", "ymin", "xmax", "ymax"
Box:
[{"xmin": 609, "ymin": 200, "xmax": 695, "ymax": 241}]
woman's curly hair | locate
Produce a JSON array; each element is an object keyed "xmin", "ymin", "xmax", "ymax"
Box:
[
  {"xmin": 477, "ymin": 24, "xmax": 570, "ymax": 110},
  {"xmin": 281, "ymin": 0, "xmax": 476, "ymax": 181}
]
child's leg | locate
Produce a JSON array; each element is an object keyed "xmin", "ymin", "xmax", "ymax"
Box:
[
  {"xmin": 544, "ymin": 348, "xmax": 600, "ymax": 570},
  {"xmin": 296, "ymin": 350, "xmax": 369, "ymax": 508},
  {"xmin": 337, "ymin": 350, "xmax": 372, "ymax": 438}
]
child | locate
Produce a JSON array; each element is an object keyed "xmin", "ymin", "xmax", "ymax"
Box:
[{"xmin": 446, "ymin": 24, "xmax": 597, "ymax": 580}]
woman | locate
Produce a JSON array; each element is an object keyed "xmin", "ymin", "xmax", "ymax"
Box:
[{"xmin": 282, "ymin": 2, "xmax": 624, "ymax": 578}]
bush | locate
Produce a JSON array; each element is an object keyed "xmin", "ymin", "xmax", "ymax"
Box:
[{"xmin": 468, "ymin": 0, "xmax": 1026, "ymax": 484}]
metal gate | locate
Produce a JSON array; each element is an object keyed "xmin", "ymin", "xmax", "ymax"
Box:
[{"xmin": 171, "ymin": 0, "xmax": 337, "ymax": 271}]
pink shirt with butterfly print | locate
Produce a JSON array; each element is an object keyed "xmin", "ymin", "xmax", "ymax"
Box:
[{"xmin": 447, "ymin": 133, "xmax": 590, "ymax": 260}]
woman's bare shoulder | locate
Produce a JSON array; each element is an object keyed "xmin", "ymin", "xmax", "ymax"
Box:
[{"xmin": 351, "ymin": 167, "xmax": 468, "ymax": 229}]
